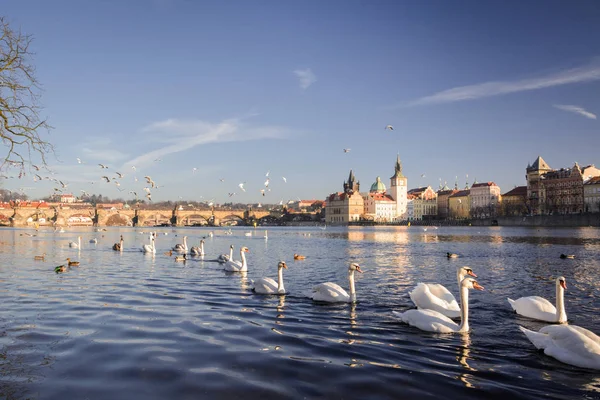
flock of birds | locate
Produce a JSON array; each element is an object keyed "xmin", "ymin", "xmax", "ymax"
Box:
[{"xmin": 45, "ymin": 231, "xmax": 598, "ymax": 371}]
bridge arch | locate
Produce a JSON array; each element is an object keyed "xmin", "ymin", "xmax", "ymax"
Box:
[
  {"xmin": 220, "ymin": 214, "xmax": 246, "ymax": 226},
  {"xmin": 180, "ymin": 214, "xmax": 211, "ymax": 226},
  {"xmin": 105, "ymin": 213, "xmax": 133, "ymax": 226}
]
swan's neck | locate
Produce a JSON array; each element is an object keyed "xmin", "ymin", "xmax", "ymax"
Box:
[
  {"xmin": 348, "ymin": 270, "xmax": 357, "ymax": 302},
  {"xmin": 240, "ymin": 250, "xmax": 247, "ymax": 267},
  {"xmin": 229, "ymin": 247, "xmax": 233, "ymax": 259},
  {"xmin": 200, "ymin": 241, "xmax": 205, "ymax": 254},
  {"xmin": 556, "ymin": 283, "xmax": 567, "ymax": 323},
  {"xmin": 183, "ymin": 237, "xmax": 187, "ymax": 249},
  {"xmin": 458, "ymin": 285, "xmax": 469, "ymax": 332},
  {"xmin": 277, "ymin": 267, "xmax": 285, "ymax": 293},
  {"xmin": 456, "ymin": 269, "xmax": 465, "ymax": 289}
]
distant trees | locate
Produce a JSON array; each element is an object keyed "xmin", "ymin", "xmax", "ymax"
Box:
[{"xmin": 1, "ymin": 17, "xmax": 53, "ymax": 174}]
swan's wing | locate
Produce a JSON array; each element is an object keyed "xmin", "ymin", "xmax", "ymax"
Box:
[
  {"xmin": 511, "ymin": 296, "xmax": 557, "ymax": 321},
  {"xmin": 409, "ymin": 283, "xmax": 460, "ymax": 317},
  {"xmin": 396, "ymin": 309, "xmax": 458, "ymax": 333},
  {"xmin": 253, "ymin": 277, "xmax": 278, "ymax": 293},
  {"xmin": 537, "ymin": 325, "xmax": 600, "ymax": 369},
  {"xmin": 424, "ymin": 284, "xmax": 456, "ymax": 304},
  {"xmin": 310, "ymin": 282, "xmax": 349, "ymax": 302}
]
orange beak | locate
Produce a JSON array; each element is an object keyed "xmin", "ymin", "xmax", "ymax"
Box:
[
  {"xmin": 282, "ymin": 263, "xmax": 287, "ymax": 269},
  {"xmin": 473, "ymin": 282, "xmax": 484, "ymax": 291},
  {"xmin": 245, "ymin": 249, "xmax": 250, "ymax": 253},
  {"xmin": 560, "ymin": 280, "xmax": 567, "ymax": 290},
  {"xmin": 355, "ymin": 266, "xmax": 363, "ymax": 273},
  {"xmin": 467, "ymin": 270, "xmax": 477, "ymax": 278}
]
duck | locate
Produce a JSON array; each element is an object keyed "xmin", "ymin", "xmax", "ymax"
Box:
[
  {"xmin": 34, "ymin": 253, "xmax": 46, "ymax": 261},
  {"xmin": 55, "ymin": 265, "xmax": 68, "ymax": 273},
  {"xmin": 113, "ymin": 235, "xmax": 124, "ymax": 251},
  {"xmin": 447, "ymin": 252, "xmax": 459, "ymax": 259},
  {"xmin": 507, "ymin": 277, "xmax": 567, "ymax": 323},
  {"xmin": 294, "ymin": 253, "xmax": 306, "ymax": 260},
  {"xmin": 409, "ymin": 266, "xmax": 477, "ymax": 319},
  {"xmin": 175, "ymin": 254, "xmax": 187, "ymax": 262},
  {"xmin": 190, "ymin": 239, "xmax": 205, "ymax": 256},
  {"xmin": 394, "ymin": 277, "xmax": 484, "ymax": 333},
  {"xmin": 217, "ymin": 245, "xmax": 234, "ymax": 264},
  {"xmin": 142, "ymin": 236, "xmax": 156, "ymax": 254},
  {"xmin": 223, "ymin": 246, "xmax": 249, "ymax": 272},
  {"xmin": 173, "ymin": 236, "xmax": 188, "ymax": 253},
  {"xmin": 308, "ymin": 263, "xmax": 363, "ymax": 303},
  {"xmin": 560, "ymin": 254, "xmax": 575, "ymax": 259},
  {"xmin": 252, "ymin": 261, "xmax": 288, "ymax": 294},
  {"xmin": 164, "ymin": 250, "xmax": 173, "ymax": 256},
  {"xmin": 65, "ymin": 258, "xmax": 80, "ymax": 267},
  {"xmin": 520, "ymin": 325, "xmax": 600, "ymax": 370},
  {"xmin": 69, "ymin": 236, "xmax": 81, "ymax": 248},
  {"xmin": 89, "ymin": 238, "xmax": 98, "ymax": 244}
]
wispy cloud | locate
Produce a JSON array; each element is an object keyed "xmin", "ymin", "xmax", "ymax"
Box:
[
  {"xmin": 553, "ymin": 104, "xmax": 597, "ymax": 120},
  {"xmin": 404, "ymin": 58, "xmax": 600, "ymax": 106},
  {"xmin": 293, "ymin": 68, "xmax": 316, "ymax": 89},
  {"xmin": 124, "ymin": 117, "xmax": 289, "ymax": 168}
]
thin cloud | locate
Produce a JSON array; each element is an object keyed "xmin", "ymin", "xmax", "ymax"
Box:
[
  {"xmin": 293, "ymin": 68, "xmax": 316, "ymax": 89},
  {"xmin": 124, "ymin": 117, "xmax": 288, "ymax": 168},
  {"xmin": 404, "ymin": 58, "xmax": 600, "ymax": 106},
  {"xmin": 553, "ymin": 104, "xmax": 597, "ymax": 120}
]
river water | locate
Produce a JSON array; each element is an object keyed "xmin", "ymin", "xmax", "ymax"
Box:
[{"xmin": 1, "ymin": 226, "xmax": 599, "ymax": 399}]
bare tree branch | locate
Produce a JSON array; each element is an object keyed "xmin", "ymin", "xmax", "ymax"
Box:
[{"xmin": 0, "ymin": 16, "xmax": 53, "ymax": 175}]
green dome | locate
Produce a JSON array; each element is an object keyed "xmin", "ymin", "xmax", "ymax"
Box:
[{"xmin": 370, "ymin": 176, "xmax": 386, "ymax": 193}]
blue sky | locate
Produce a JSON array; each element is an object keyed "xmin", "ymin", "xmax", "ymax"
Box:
[{"xmin": 2, "ymin": 0, "xmax": 599, "ymax": 203}]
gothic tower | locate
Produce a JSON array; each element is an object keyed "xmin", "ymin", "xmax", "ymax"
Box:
[{"xmin": 388, "ymin": 154, "xmax": 408, "ymax": 219}]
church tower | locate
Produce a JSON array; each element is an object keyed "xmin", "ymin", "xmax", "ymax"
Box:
[{"xmin": 388, "ymin": 154, "xmax": 408, "ymax": 219}]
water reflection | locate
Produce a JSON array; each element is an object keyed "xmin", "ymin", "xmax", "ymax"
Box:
[{"xmin": 456, "ymin": 334, "xmax": 477, "ymax": 389}]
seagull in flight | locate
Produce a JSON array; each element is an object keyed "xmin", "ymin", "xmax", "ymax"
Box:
[
  {"xmin": 282, "ymin": 177, "xmax": 287, "ymax": 183},
  {"xmin": 260, "ymin": 189, "xmax": 266, "ymax": 196},
  {"xmin": 265, "ymin": 170, "xmax": 270, "ymax": 177},
  {"xmin": 77, "ymin": 157, "xmax": 83, "ymax": 164},
  {"xmin": 421, "ymin": 173, "xmax": 426, "ymax": 178},
  {"xmin": 238, "ymin": 183, "xmax": 246, "ymax": 192},
  {"xmin": 219, "ymin": 178, "xmax": 225, "ymax": 182},
  {"xmin": 385, "ymin": 125, "xmax": 394, "ymax": 131},
  {"xmin": 343, "ymin": 149, "xmax": 351, "ymax": 153},
  {"xmin": 192, "ymin": 167, "xmax": 197, "ymax": 173},
  {"xmin": 102, "ymin": 176, "xmax": 110, "ymax": 183},
  {"xmin": 228, "ymin": 192, "xmax": 236, "ymax": 197},
  {"xmin": 99, "ymin": 163, "xmax": 108, "ymax": 169},
  {"xmin": 32, "ymin": 164, "xmax": 40, "ymax": 171},
  {"xmin": 115, "ymin": 172, "xmax": 124, "ymax": 179},
  {"xmin": 154, "ymin": 158, "xmax": 162, "ymax": 162},
  {"xmin": 131, "ymin": 165, "xmax": 136, "ymax": 171},
  {"xmin": 145, "ymin": 176, "xmax": 156, "ymax": 188},
  {"xmin": 264, "ymin": 178, "xmax": 270, "ymax": 187}
]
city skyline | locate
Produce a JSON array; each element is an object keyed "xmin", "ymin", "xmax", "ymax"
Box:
[{"xmin": 1, "ymin": 1, "xmax": 599, "ymax": 202}]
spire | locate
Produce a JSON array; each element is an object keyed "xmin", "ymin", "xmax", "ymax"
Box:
[
  {"xmin": 391, "ymin": 154, "xmax": 404, "ymax": 179},
  {"xmin": 454, "ymin": 176, "xmax": 458, "ymax": 190}
]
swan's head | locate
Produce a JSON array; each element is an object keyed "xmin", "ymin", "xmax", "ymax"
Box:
[
  {"xmin": 201, "ymin": 239, "xmax": 205, "ymax": 244},
  {"xmin": 460, "ymin": 266, "xmax": 477, "ymax": 278},
  {"xmin": 349, "ymin": 263, "xmax": 363, "ymax": 273},
  {"xmin": 556, "ymin": 276, "xmax": 567, "ymax": 290},
  {"xmin": 241, "ymin": 246, "xmax": 249, "ymax": 253},
  {"xmin": 461, "ymin": 277, "xmax": 484, "ymax": 291},
  {"xmin": 230, "ymin": 245, "xmax": 234, "ymax": 249},
  {"xmin": 278, "ymin": 261, "xmax": 287, "ymax": 269}
]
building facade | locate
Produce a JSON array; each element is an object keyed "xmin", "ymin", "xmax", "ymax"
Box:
[
  {"xmin": 363, "ymin": 177, "xmax": 397, "ymax": 222},
  {"xmin": 325, "ymin": 170, "xmax": 364, "ymax": 224},
  {"xmin": 437, "ymin": 185, "xmax": 458, "ymax": 219},
  {"xmin": 407, "ymin": 186, "xmax": 437, "ymax": 220},
  {"xmin": 526, "ymin": 156, "xmax": 553, "ymax": 215},
  {"xmin": 470, "ymin": 182, "xmax": 501, "ymax": 218},
  {"xmin": 500, "ymin": 186, "xmax": 528, "ymax": 216},
  {"xmin": 448, "ymin": 190, "xmax": 470, "ymax": 219},
  {"xmin": 584, "ymin": 176, "xmax": 600, "ymax": 213},
  {"xmin": 388, "ymin": 155, "xmax": 408, "ymax": 219}
]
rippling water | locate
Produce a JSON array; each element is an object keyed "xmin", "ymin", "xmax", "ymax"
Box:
[{"xmin": 1, "ymin": 226, "xmax": 600, "ymax": 399}]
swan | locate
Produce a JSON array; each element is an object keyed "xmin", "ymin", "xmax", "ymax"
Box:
[
  {"xmin": 507, "ymin": 277, "xmax": 567, "ymax": 323},
  {"xmin": 190, "ymin": 239, "xmax": 205, "ymax": 256},
  {"xmin": 308, "ymin": 263, "xmax": 363, "ymax": 303},
  {"xmin": 264, "ymin": 230, "xmax": 268, "ymax": 240},
  {"xmin": 142, "ymin": 236, "xmax": 156, "ymax": 254},
  {"xmin": 218, "ymin": 245, "xmax": 234, "ymax": 264},
  {"xmin": 409, "ymin": 266, "xmax": 477, "ymax": 319},
  {"xmin": 394, "ymin": 277, "xmax": 484, "ymax": 333},
  {"xmin": 519, "ymin": 325, "xmax": 600, "ymax": 370},
  {"xmin": 224, "ymin": 246, "xmax": 249, "ymax": 272},
  {"xmin": 252, "ymin": 261, "xmax": 287, "ymax": 294},
  {"xmin": 173, "ymin": 236, "xmax": 188, "ymax": 252},
  {"xmin": 69, "ymin": 236, "xmax": 81, "ymax": 248},
  {"xmin": 113, "ymin": 235, "xmax": 124, "ymax": 251}
]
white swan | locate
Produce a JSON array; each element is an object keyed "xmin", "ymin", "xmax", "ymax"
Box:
[
  {"xmin": 218, "ymin": 245, "xmax": 233, "ymax": 264},
  {"xmin": 520, "ymin": 325, "xmax": 600, "ymax": 370},
  {"xmin": 113, "ymin": 235, "xmax": 124, "ymax": 251},
  {"xmin": 508, "ymin": 277, "xmax": 567, "ymax": 323},
  {"xmin": 252, "ymin": 261, "xmax": 287, "ymax": 294},
  {"xmin": 173, "ymin": 236, "xmax": 188, "ymax": 253},
  {"xmin": 394, "ymin": 277, "xmax": 484, "ymax": 333},
  {"xmin": 409, "ymin": 266, "xmax": 477, "ymax": 319},
  {"xmin": 308, "ymin": 263, "xmax": 363, "ymax": 303},
  {"xmin": 190, "ymin": 239, "xmax": 205, "ymax": 256},
  {"xmin": 264, "ymin": 230, "xmax": 268, "ymax": 240},
  {"xmin": 142, "ymin": 236, "xmax": 156, "ymax": 254},
  {"xmin": 224, "ymin": 246, "xmax": 249, "ymax": 272},
  {"xmin": 69, "ymin": 236, "xmax": 81, "ymax": 248}
]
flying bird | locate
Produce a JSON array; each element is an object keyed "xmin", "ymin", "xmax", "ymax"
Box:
[
  {"xmin": 385, "ymin": 125, "xmax": 394, "ymax": 131},
  {"xmin": 282, "ymin": 177, "xmax": 287, "ymax": 183},
  {"xmin": 421, "ymin": 174, "xmax": 426, "ymax": 178},
  {"xmin": 144, "ymin": 176, "xmax": 156, "ymax": 188},
  {"xmin": 238, "ymin": 183, "xmax": 246, "ymax": 192},
  {"xmin": 77, "ymin": 158, "xmax": 83, "ymax": 164},
  {"xmin": 99, "ymin": 164, "xmax": 108, "ymax": 169},
  {"xmin": 101, "ymin": 176, "xmax": 110, "ymax": 183},
  {"xmin": 219, "ymin": 178, "xmax": 225, "ymax": 182},
  {"xmin": 228, "ymin": 192, "xmax": 236, "ymax": 197},
  {"xmin": 131, "ymin": 165, "xmax": 136, "ymax": 171},
  {"xmin": 343, "ymin": 149, "xmax": 351, "ymax": 153},
  {"xmin": 260, "ymin": 189, "xmax": 266, "ymax": 196},
  {"xmin": 265, "ymin": 170, "xmax": 270, "ymax": 177},
  {"xmin": 115, "ymin": 172, "xmax": 124, "ymax": 179},
  {"xmin": 192, "ymin": 167, "xmax": 197, "ymax": 173},
  {"xmin": 264, "ymin": 178, "xmax": 270, "ymax": 187},
  {"xmin": 32, "ymin": 164, "xmax": 40, "ymax": 171},
  {"xmin": 154, "ymin": 158, "xmax": 162, "ymax": 162}
]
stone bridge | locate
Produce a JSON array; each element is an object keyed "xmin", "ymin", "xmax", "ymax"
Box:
[{"xmin": 0, "ymin": 206, "xmax": 271, "ymax": 227}]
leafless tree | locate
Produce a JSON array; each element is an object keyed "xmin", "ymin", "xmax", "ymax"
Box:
[{"xmin": 1, "ymin": 16, "xmax": 53, "ymax": 175}]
